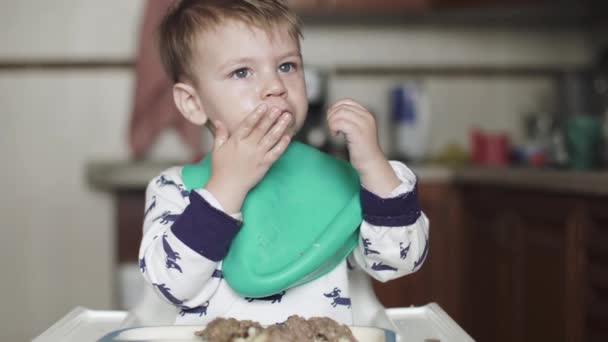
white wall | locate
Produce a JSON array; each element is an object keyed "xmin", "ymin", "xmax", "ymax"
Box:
[
  {"xmin": 303, "ymin": 26, "xmax": 590, "ymax": 154},
  {"xmin": 329, "ymin": 75, "xmax": 555, "ymax": 155},
  {"xmin": 0, "ymin": 1, "xmax": 143, "ymax": 340},
  {"xmin": 0, "ymin": 70, "xmax": 131, "ymax": 339},
  {"xmin": 0, "ymin": 0, "xmax": 593, "ymax": 340}
]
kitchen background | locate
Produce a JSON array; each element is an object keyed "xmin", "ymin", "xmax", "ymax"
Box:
[{"xmin": 1, "ymin": 0, "xmax": 607, "ymax": 341}]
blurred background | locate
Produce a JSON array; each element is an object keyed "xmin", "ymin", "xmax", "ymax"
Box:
[{"xmin": 1, "ymin": 0, "xmax": 607, "ymax": 340}]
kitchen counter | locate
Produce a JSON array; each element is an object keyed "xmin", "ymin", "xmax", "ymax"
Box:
[
  {"xmin": 452, "ymin": 166, "xmax": 608, "ymax": 196},
  {"xmin": 86, "ymin": 160, "xmax": 608, "ymax": 196},
  {"xmin": 85, "ymin": 160, "xmax": 454, "ymax": 190}
]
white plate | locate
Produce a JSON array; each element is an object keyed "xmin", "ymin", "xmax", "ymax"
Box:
[{"xmin": 98, "ymin": 325, "xmax": 396, "ymax": 342}]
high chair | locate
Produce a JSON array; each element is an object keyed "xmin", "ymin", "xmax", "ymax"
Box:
[
  {"xmin": 119, "ymin": 268, "xmax": 393, "ymax": 329},
  {"xmin": 34, "ymin": 269, "xmax": 473, "ymax": 341}
]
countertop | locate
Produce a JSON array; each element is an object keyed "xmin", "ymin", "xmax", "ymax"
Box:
[
  {"xmin": 86, "ymin": 160, "xmax": 608, "ymax": 196},
  {"xmin": 86, "ymin": 160, "xmax": 454, "ymax": 191}
]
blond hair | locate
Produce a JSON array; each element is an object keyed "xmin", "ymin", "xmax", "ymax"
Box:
[{"xmin": 159, "ymin": 0, "xmax": 302, "ymax": 84}]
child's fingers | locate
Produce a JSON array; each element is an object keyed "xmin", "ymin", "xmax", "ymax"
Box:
[
  {"xmin": 236, "ymin": 104, "xmax": 268, "ymax": 140},
  {"xmin": 260, "ymin": 112, "xmax": 292, "ymax": 151},
  {"xmin": 249, "ymin": 107, "xmax": 282, "ymax": 143},
  {"xmin": 328, "ymin": 109, "xmax": 364, "ymax": 130},
  {"xmin": 264, "ymin": 135, "xmax": 291, "ymax": 164},
  {"xmin": 327, "ymin": 99, "xmax": 368, "ymax": 118},
  {"xmin": 331, "ymin": 98, "xmax": 367, "ymax": 112},
  {"xmin": 328, "ymin": 115, "xmax": 361, "ymax": 138},
  {"xmin": 327, "ymin": 103, "xmax": 369, "ymax": 123}
]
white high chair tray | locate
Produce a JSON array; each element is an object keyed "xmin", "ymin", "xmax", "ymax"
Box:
[
  {"xmin": 385, "ymin": 303, "xmax": 474, "ymax": 342},
  {"xmin": 33, "ymin": 307, "xmax": 128, "ymax": 342},
  {"xmin": 34, "ymin": 303, "xmax": 474, "ymax": 342}
]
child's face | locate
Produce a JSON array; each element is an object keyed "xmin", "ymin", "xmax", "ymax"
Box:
[{"xmin": 192, "ymin": 20, "xmax": 308, "ymax": 137}]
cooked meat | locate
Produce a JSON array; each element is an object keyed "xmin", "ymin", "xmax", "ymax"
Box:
[
  {"xmin": 194, "ymin": 317, "xmax": 263, "ymax": 342},
  {"xmin": 195, "ymin": 315, "xmax": 358, "ymax": 342},
  {"xmin": 263, "ymin": 315, "xmax": 357, "ymax": 342}
]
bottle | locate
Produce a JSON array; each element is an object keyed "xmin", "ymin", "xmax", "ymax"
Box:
[{"xmin": 390, "ymin": 82, "xmax": 431, "ymax": 161}]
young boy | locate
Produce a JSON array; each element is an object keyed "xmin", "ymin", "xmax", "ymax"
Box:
[{"xmin": 139, "ymin": 0, "xmax": 429, "ymax": 326}]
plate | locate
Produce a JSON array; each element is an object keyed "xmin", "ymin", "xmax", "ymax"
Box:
[{"xmin": 98, "ymin": 325, "xmax": 396, "ymax": 342}]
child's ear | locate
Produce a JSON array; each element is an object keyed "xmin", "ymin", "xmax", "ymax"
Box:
[{"xmin": 173, "ymin": 82, "xmax": 208, "ymax": 125}]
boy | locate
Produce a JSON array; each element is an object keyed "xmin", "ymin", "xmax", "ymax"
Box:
[{"xmin": 139, "ymin": 0, "xmax": 429, "ymax": 326}]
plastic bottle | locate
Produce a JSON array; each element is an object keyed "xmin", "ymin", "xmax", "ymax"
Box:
[{"xmin": 390, "ymin": 82, "xmax": 431, "ymax": 161}]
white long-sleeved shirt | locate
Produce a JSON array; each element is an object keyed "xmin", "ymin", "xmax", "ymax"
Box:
[{"xmin": 138, "ymin": 160, "xmax": 429, "ymax": 325}]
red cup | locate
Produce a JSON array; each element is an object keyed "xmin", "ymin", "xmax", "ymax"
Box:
[
  {"xmin": 470, "ymin": 129, "xmax": 510, "ymax": 166},
  {"xmin": 485, "ymin": 133, "xmax": 509, "ymax": 166},
  {"xmin": 470, "ymin": 129, "xmax": 486, "ymax": 164}
]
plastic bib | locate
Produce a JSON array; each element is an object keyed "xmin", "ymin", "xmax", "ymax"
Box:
[{"xmin": 182, "ymin": 141, "xmax": 362, "ymax": 297}]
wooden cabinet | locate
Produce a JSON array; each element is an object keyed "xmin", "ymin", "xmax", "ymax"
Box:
[
  {"xmin": 333, "ymin": 0, "xmax": 429, "ymax": 12},
  {"xmin": 116, "ymin": 190, "xmax": 145, "ymax": 263},
  {"xmin": 460, "ymin": 187, "xmax": 569, "ymax": 341},
  {"xmin": 584, "ymin": 200, "xmax": 608, "ymax": 342},
  {"xmin": 371, "ymin": 174, "xmax": 606, "ymax": 342},
  {"xmin": 287, "ymin": 0, "xmax": 548, "ymax": 15},
  {"xmin": 431, "ymin": 0, "xmax": 549, "ymax": 9},
  {"xmin": 285, "ymin": 0, "xmax": 324, "ymax": 12},
  {"xmin": 457, "ymin": 184, "xmax": 600, "ymax": 342},
  {"xmin": 287, "ymin": 0, "xmax": 429, "ymax": 14}
]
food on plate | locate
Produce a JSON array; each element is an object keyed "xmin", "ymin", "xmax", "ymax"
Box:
[
  {"xmin": 195, "ymin": 315, "xmax": 358, "ymax": 342},
  {"xmin": 195, "ymin": 318, "xmax": 263, "ymax": 342}
]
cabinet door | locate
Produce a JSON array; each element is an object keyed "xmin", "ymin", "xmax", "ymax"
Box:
[
  {"xmin": 461, "ymin": 186, "xmax": 584, "ymax": 342},
  {"xmin": 463, "ymin": 200, "xmax": 520, "ymax": 342},
  {"xmin": 585, "ymin": 200, "xmax": 608, "ymax": 342},
  {"xmin": 117, "ymin": 190, "xmax": 146, "ymax": 263},
  {"xmin": 515, "ymin": 199, "xmax": 574, "ymax": 342}
]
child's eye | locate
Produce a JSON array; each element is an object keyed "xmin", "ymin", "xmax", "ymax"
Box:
[
  {"xmin": 230, "ymin": 68, "xmax": 251, "ymax": 79},
  {"xmin": 278, "ymin": 62, "xmax": 296, "ymax": 73}
]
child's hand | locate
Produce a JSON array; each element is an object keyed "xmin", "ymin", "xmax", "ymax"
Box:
[
  {"xmin": 205, "ymin": 104, "xmax": 292, "ymax": 213},
  {"xmin": 327, "ymin": 99, "xmax": 400, "ymax": 197}
]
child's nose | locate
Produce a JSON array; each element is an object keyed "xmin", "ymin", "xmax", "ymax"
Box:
[{"xmin": 262, "ymin": 72, "xmax": 287, "ymax": 98}]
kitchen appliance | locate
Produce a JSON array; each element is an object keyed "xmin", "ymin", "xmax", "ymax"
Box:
[{"xmin": 294, "ymin": 67, "xmax": 331, "ymax": 152}]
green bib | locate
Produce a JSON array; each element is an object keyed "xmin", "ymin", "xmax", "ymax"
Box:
[{"xmin": 182, "ymin": 141, "xmax": 362, "ymax": 298}]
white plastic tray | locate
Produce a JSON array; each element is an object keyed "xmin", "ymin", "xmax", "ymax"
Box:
[
  {"xmin": 33, "ymin": 307, "xmax": 128, "ymax": 342},
  {"xmin": 34, "ymin": 303, "xmax": 473, "ymax": 342},
  {"xmin": 386, "ymin": 303, "xmax": 474, "ymax": 342}
]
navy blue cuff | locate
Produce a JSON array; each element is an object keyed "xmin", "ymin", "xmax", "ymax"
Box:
[
  {"xmin": 171, "ymin": 191, "xmax": 241, "ymax": 261},
  {"xmin": 360, "ymin": 184, "xmax": 422, "ymax": 227}
]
